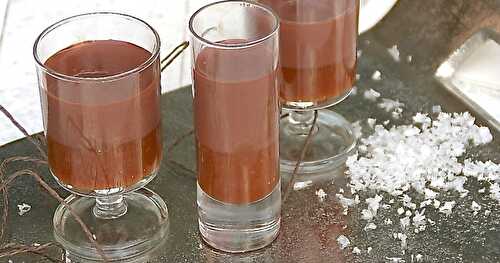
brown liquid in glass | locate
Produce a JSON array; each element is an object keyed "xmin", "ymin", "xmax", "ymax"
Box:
[
  {"xmin": 259, "ymin": 0, "xmax": 358, "ymax": 104},
  {"xmin": 194, "ymin": 40, "xmax": 279, "ymax": 204},
  {"xmin": 42, "ymin": 40, "xmax": 162, "ymax": 191}
]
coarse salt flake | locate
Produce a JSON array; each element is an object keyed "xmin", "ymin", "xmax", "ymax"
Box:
[
  {"xmin": 315, "ymin": 189, "xmax": 327, "ymax": 202},
  {"xmin": 17, "ymin": 203, "xmax": 31, "ymax": 216},
  {"xmin": 372, "ymin": 70, "xmax": 382, "ymax": 81},
  {"xmin": 337, "ymin": 235, "xmax": 350, "ymax": 249},
  {"xmin": 364, "ymin": 89, "xmax": 381, "ymax": 101}
]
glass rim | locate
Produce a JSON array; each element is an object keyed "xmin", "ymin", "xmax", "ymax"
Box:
[
  {"xmin": 188, "ymin": 0, "xmax": 280, "ymax": 50},
  {"xmin": 33, "ymin": 12, "xmax": 161, "ymax": 83}
]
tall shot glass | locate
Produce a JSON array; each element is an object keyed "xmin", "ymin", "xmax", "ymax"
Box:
[{"xmin": 189, "ymin": 0, "xmax": 281, "ymax": 253}]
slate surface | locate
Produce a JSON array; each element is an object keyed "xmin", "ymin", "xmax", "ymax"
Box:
[{"xmin": 1, "ymin": 0, "xmax": 500, "ymax": 262}]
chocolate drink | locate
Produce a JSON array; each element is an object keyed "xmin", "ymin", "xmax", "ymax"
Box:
[
  {"xmin": 194, "ymin": 40, "xmax": 279, "ymax": 204},
  {"xmin": 41, "ymin": 40, "xmax": 162, "ymax": 191},
  {"xmin": 259, "ymin": 0, "xmax": 358, "ymax": 104}
]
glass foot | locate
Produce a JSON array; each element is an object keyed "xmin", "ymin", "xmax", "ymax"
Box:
[
  {"xmin": 280, "ymin": 109, "xmax": 357, "ymax": 179},
  {"xmin": 53, "ymin": 188, "xmax": 169, "ymax": 261},
  {"xmin": 198, "ymin": 182, "xmax": 281, "ymax": 253}
]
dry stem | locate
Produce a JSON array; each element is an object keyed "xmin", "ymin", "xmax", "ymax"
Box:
[{"xmin": 282, "ymin": 110, "xmax": 319, "ymax": 203}]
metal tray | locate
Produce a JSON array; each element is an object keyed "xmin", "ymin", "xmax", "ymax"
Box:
[{"xmin": 436, "ymin": 28, "xmax": 500, "ymax": 132}]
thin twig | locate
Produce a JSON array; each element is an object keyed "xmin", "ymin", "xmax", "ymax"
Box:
[
  {"xmin": 0, "ymin": 170, "xmax": 109, "ymax": 262},
  {"xmin": 161, "ymin": 41, "xmax": 190, "ymax": 72},
  {"xmin": 0, "ymin": 157, "xmax": 48, "ymax": 243},
  {"xmin": 0, "ymin": 242, "xmax": 54, "ymax": 258},
  {"xmin": 282, "ymin": 110, "xmax": 318, "ymax": 203},
  {"xmin": 167, "ymin": 160, "xmax": 196, "ymax": 175},
  {"xmin": 167, "ymin": 129, "xmax": 194, "ymax": 156},
  {"xmin": 0, "ymin": 105, "xmax": 47, "ymax": 159}
]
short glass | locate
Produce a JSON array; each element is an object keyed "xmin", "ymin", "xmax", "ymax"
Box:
[
  {"xmin": 34, "ymin": 12, "xmax": 168, "ymax": 260},
  {"xmin": 258, "ymin": 0, "xmax": 359, "ymax": 177},
  {"xmin": 189, "ymin": 0, "xmax": 281, "ymax": 253}
]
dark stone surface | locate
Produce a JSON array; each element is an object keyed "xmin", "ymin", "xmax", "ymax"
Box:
[{"xmin": 1, "ymin": 0, "xmax": 500, "ymax": 262}]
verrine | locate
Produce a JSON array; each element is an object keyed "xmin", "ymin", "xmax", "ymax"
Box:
[
  {"xmin": 34, "ymin": 13, "xmax": 168, "ymax": 261},
  {"xmin": 190, "ymin": 0, "xmax": 281, "ymax": 253},
  {"xmin": 259, "ymin": 0, "xmax": 359, "ymax": 178}
]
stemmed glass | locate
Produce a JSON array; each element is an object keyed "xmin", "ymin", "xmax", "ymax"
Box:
[
  {"xmin": 34, "ymin": 12, "xmax": 168, "ymax": 261},
  {"xmin": 258, "ymin": 0, "xmax": 359, "ymax": 177}
]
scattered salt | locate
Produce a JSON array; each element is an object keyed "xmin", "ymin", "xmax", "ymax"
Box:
[
  {"xmin": 364, "ymin": 222, "xmax": 377, "ymax": 231},
  {"xmin": 438, "ymin": 201, "xmax": 456, "ymax": 215},
  {"xmin": 293, "ymin": 181, "xmax": 313, "ymax": 190},
  {"xmin": 396, "ymin": 233, "xmax": 408, "ymax": 249},
  {"xmin": 356, "ymin": 74, "xmax": 361, "ymax": 81},
  {"xmin": 351, "ymin": 86, "xmax": 358, "ymax": 95},
  {"xmin": 337, "ymin": 111, "xmax": 497, "ymax": 260},
  {"xmin": 336, "ymin": 194, "xmax": 359, "ymax": 208},
  {"xmin": 383, "ymin": 120, "xmax": 391, "ymax": 126},
  {"xmin": 397, "ymin": 207, "xmax": 405, "ymax": 215},
  {"xmin": 413, "ymin": 209, "xmax": 426, "ymax": 227},
  {"xmin": 407, "ymin": 55, "xmax": 413, "ymax": 63},
  {"xmin": 400, "ymin": 217, "xmax": 411, "ymax": 230},
  {"xmin": 367, "ymin": 118, "xmax": 377, "ymax": 129},
  {"xmin": 347, "ymin": 112, "xmax": 493, "ymax": 199},
  {"xmin": 471, "ymin": 201, "xmax": 481, "ymax": 211},
  {"xmin": 387, "ymin": 45, "xmax": 401, "ymax": 62},
  {"xmin": 361, "ymin": 195, "xmax": 383, "ymax": 221},
  {"xmin": 367, "ymin": 247, "xmax": 372, "ymax": 254},
  {"xmin": 337, "ymin": 235, "xmax": 350, "ymax": 249},
  {"xmin": 372, "ymin": 70, "xmax": 382, "ymax": 81},
  {"xmin": 478, "ymin": 188, "xmax": 486, "ymax": 193},
  {"xmin": 315, "ymin": 189, "xmax": 327, "ymax": 202},
  {"xmin": 364, "ymin": 89, "xmax": 381, "ymax": 101},
  {"xmin": 351, "ymin": 121, "xmax": 363, "ymax": 139},
  {"xmin": 484, "ymin": 210, "xmax": 491, "ymax": 216},
  {"xmin": 432, "ymin": 105, "xmax": 442, "ymax": 113},
  {"xmin": 490, "ymin": 183, "xmax": 500, "ymax": 203},
  {"xmin": 377, "ymin": 98, "xmax": 405, "ymax": 119},
  {"xmin": 378, "ymin": 98, "xmax": 404, "ymax": 112},
  {"xmin": 17, "ymin": 203, "xmax": 31, "ymax": 216},
  {"xmin": 416, "ymin": 254, "xmax": 423, "ymax": 262},
  {"xmin": 420, "ymin": 199, "xmax": 433, "ymax": 208},
  {"xmin": 386, "ymin": 257, "xmax": 404, "ymax": 262},
  {"xmin": 424, "ymin": 189, "xmax": 439, "ymax": 199},
  {"xmin": 352, "ymin": 247, "xmax": 361, "ymax": 254}
]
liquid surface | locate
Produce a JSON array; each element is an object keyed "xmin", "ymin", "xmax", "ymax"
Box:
[
  {"xmin": 194, "ymin": 40, "xmax": 279, "ymax": 204},
  {"xmin": 41, "ymin": 40, "xmax": 162, "ymax": 191},
  {"xmin": 259, "ymin": 0, "xmax": 358, "ymax": 104}
]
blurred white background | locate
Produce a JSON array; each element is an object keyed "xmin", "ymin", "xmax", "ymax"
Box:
[
  {"xmin": 0, "ymin": 0, "xmax": 214, "ymax": 146},
  {"xmin": 0, "ymin": 0, "xmax": 397, "ymax": 146}
]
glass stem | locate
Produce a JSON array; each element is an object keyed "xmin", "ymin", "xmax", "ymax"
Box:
[
  {"xmin": 286, "ymin": 110, "xmax": 319, "ymax": 136},
  {"xmin": 93, "ymin": 195, "xmax": 127, "ymax": 219}
]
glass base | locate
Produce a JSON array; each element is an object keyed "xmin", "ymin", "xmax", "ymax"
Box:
[
  {"xmin": 197, "ymin": 182, "xmax": 281, "ymax": 253},
  {"xmin": 53, "ymin": 188, "xmax": 169, "ymax": 262},
  {"xmin": 280, "ymin": 109, "xmax": 356, "ymax": 178}
]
